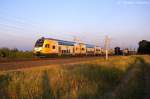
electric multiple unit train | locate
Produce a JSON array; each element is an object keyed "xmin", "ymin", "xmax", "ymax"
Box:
[{"xmin": 33, "ymin": 37, "xmax": 104, "ymax": 57}]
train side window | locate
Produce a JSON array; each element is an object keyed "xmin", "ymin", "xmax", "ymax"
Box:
[
  {"xmin": 45, "ymin": 44, "xmax": 50, "ymax": 48},
  {"xmin": 45, "ymin": 44, "xmax": 47, "ymax": 48},
  {"xmin": 59, "ymin": 46, "xmax": 61, "ymax": 50},
  {"xmin": 67, "ymin": 50, "xmax": 70, "ymax": 53},
  {"xmin": 69, "ymin": 50, "xmax": 70, "ymax": 53},
  {"xmin": 52, "ymin": 45, "xmax": 55, "ymax": 49}
]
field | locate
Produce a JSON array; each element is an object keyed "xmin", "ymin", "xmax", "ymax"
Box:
[{"xmin": 0, "ymin": 55, "xmax": 150, "ymax": 99}]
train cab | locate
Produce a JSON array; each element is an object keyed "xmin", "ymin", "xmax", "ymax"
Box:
[
  {"xmin": 33, "ymin": 37, "xmax": 44, "ymax": 55},
  {"xmin": 33, "ymin": 37, "xmax": 59, "ymax": 56}
]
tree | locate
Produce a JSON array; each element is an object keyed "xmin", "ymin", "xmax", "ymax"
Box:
[
  {"xmin": 0, "ymin": 48, "xmax": 10, "ymax": 57},
  {"xmin": 138, "ymin": 40, "xmax": 150, "ymax": 54},
  {"xmin": 11, "ymin": 48, "xmax": 19, "ymax": 52}
]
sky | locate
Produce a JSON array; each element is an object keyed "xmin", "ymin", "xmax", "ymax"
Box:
[{"xmin": 0, "ymin": 0, "xmax": 150, "ymax": 50}]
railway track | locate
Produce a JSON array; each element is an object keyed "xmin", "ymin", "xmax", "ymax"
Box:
[
  {"xmin": 0, "ymin": 56, "xmax": 103, "ymax": 71},
  {"xmin": 0, "ymin": 56, "xmax": 105, "ymax": 63}
]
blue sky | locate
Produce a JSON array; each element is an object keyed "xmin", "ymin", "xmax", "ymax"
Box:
[{"xmin": 0, "ymin": 0, "xmax": 150, "ymax": 50}]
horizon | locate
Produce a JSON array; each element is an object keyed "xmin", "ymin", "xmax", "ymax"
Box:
[{"xmin": 0, "ymin": 0, "xmax": 150, "ymax": 51}]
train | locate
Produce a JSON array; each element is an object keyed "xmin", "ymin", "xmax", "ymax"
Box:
[
  {"xmin": 33, "ymin": 37, "xmax": 105, "ymax": 57},
  {"xmin": 114, "ymin": 47, "xmax": 137, "ymax": 56}
]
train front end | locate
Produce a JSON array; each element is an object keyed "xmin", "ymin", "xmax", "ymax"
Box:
[{"xmin": 33, "ymin": 37, "xmax": 44, "ymax": 56}]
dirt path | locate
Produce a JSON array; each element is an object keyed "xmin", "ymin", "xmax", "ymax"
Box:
[
  {"xmin": 143, "ymin": 63, "xmax": 150, "ymax": 99},
  {"xmin": 111, "ymin": 65, "xmax": 138, "ymax": 98},
  {"xmin": 104, "ymin": 57, "xmax": 150, "ymax": 99},
  {"xmin": 0, "ymin": 57, "xmax": 102, "ymax": 71},
  {"xmin": 103, "ymin": 60, "xmax": 141, "ymax": 99}
]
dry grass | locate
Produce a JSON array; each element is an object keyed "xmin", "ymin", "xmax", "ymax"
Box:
[{"xmin": 0, "ymin": 55, "xmax": 149, "ymax": 99}]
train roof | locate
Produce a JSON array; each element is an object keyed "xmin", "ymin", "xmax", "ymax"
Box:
[
  {"xmin": 57, "ymin": 40, "xmax": 76, "ymax": 46},
  {"xmin": 85, "ymin": 44, "xmax": 95, "ymax": 48},
  {"xmin": 41, "ymin": 37, "xmax": 100, "ymax": 47}
]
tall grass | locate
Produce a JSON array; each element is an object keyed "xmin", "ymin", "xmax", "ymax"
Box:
[
  {"xmin": 110, "ymin": 57, "xmax": 146, "ymax": 99},
  {"xmin": 0, "ymin": 56, "xmax": 148, "ymax": 99}
]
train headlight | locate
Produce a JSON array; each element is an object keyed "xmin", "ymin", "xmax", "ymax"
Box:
[{"xmin": 34, "ymin": 47, "xmax": 42, "ymax": 52}]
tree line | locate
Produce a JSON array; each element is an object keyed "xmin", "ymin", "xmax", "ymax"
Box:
[
  {"xmin": 0, "ymin": 48, "xmax": 34, "ymax": 58},
  {"xmin": 114, "ymin": 40, "xmax": 150, "ymax": 55}
]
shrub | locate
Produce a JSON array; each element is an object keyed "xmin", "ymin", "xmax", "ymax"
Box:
[{"xmin": 0, "ymin": 48, "xmax": 34, "ymax": 58}]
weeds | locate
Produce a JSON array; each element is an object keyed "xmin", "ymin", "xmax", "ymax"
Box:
[
  {"xmin": 112, "ymin": 57, "xmax": 145, "ymax": 99},
  {"xmin": 0, "ymin": 56, "xmax": 149, "ymax": 99}
]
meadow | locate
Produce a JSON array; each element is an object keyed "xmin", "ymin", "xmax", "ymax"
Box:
[{"xmin": 0, "ymin": 55, "xmax": 149, "ymax": 99}]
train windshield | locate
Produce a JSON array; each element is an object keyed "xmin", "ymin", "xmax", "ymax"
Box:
[{"xmin": 35, "ymin": 38, "xmax": 44, "ymax": 47}]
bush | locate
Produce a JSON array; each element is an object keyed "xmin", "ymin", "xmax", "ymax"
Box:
[{"xmin": 0, "ymin": 48, "xmax": 34, "ymax": 58}]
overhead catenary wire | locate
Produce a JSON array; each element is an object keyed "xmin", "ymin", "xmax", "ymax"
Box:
[
  {"xmin": 0, "ymin": 23, "xmax": 38, "ymax": 33},
  {"xmin": 0, "ymin": 10, "xmax": 40, "ymax": 27},
  {"xmin": 0, "ymin": 16, "xmax": 39, "ymax": 28},
  {"xmin": 0, "ymin": 11, "xmax": 43, "ymax": 34}
]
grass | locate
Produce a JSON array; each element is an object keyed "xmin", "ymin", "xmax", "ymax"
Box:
[
  {"xmin": 110, "ymin": 57, "xmax": 145, "ymax": 99},
  {"xmin": 0, "ymin": 56, "xmax": 149, "ymax": 99}
]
